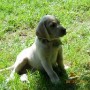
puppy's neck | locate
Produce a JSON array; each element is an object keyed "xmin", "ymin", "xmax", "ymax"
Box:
[{"xmin": 38, "ymin": 37, "xmax": 62, "ymax": 47}]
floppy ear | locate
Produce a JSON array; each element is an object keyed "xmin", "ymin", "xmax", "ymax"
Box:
[{"xmin": 36, "ymin": 20, "xmax": 50, "ymax": 39}]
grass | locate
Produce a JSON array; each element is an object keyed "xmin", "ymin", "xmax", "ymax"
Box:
[{"xmin": 0, "ymin": 0, "xmax": 90, "ymax": 90}]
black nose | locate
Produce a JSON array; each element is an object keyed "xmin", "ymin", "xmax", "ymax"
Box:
[{"xmin": 61, "ymin": 28, "xmax": 66, "ymax": 35}]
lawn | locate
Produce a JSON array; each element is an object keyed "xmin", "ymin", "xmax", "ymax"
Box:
[{"xmin": 0, "ymin": 0, "xmax": 90, "ymax": 90}]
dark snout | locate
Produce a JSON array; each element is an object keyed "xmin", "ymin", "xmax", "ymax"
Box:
[
  {"xmin": 57, "ymin": 25, "xmax": 66, "ymax": 37},
  {"xmin": 60, "ymin": 27, "xmax": 66, "ymax": 35}
]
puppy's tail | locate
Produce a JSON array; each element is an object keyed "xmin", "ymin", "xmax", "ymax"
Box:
[{"xmin": 0, "ymin": 65, "xmax": 14, "ymax": 72}]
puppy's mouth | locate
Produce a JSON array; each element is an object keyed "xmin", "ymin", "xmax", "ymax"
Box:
[{"xmin": 50, "ymin": 31, "xmax": 66, "ymax": 40}]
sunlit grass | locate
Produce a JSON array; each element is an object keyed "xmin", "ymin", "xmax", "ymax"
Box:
[{"xmin": 0, "ymin": 0, "xmax": 90, "ymax": 90}]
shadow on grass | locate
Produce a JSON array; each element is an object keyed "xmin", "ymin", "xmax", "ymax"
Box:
[
  {"xmin": 3, "ymin": 69, "xmax": 90, "ymax": 90},
  {"xmin": 1, "ymin": 69, "xmax": 89, "ymax": 90},
  {"xmin": 34, "ymin": 69, "xmax": 77, "ymax": 90}
]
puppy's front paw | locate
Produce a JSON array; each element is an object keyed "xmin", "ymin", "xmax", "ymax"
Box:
[
  {"xmin": 51, "ymin": 78, "xmax": 60, "ymax": 84},
  {"xmin": 50, "ymin": 74, "xmax": 60, "ymax": 84}
]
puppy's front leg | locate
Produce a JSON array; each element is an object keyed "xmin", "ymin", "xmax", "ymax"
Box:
[
  {"xmin": 41, "ymin": 59, "xmax": 60, "ymax": 84},
  {"xmin": 57, "ymin": 47, "xmax": 65, "ymax": 71},
  {"xmin": 57, "ymin": 47, "xmax": 68, "ymax": 78}
]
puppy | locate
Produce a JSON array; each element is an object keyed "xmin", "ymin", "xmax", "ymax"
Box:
[{"xmin": 0, "ymin": 15, "xmax": 66, "ymax": 84}]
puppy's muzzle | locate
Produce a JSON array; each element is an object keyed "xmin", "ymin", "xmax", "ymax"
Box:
[
  {"xmin": 61, "ymin": 28, "xmax": 66, "ymax": 35},
  {"xmin": 59, "ymin": 26, "xmax": 66, "ymax": 37}
]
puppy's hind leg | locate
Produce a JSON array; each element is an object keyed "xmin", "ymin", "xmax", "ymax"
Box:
[{"xmin": 7, "ymin": 58, "xmax": 28, "ymax": 82}]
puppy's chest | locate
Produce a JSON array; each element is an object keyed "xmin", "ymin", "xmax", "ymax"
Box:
[
  {"xmin": 37, "ymin": 39, "xmax": 62, "ymax": 64},
  {"xmin": 43, "ymin": 47, "xmax": 59, "ymax": 64}
]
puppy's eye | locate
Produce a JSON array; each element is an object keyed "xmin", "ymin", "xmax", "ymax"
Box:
[{"xmin": 50, "ymin": 22, "xmax": 57, "ymax": 27}]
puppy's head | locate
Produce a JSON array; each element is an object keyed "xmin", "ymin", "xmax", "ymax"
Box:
[{"xmin": 36, "ymin": 15, "xmax": 66, "ymax": 40}]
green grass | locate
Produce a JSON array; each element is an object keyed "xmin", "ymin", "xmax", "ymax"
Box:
[{"xmin": 0, "ymin": 0, "xmax": 90, "ymax": 90}]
